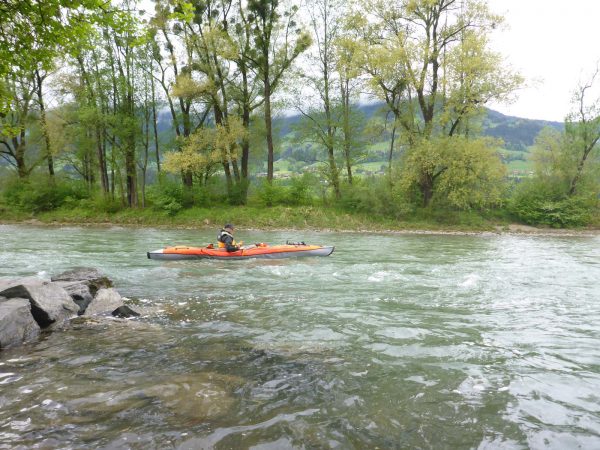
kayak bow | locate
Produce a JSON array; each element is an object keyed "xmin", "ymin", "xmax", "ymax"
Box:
[{"xmin": 147, "ymin": 243, "xmax": 334, "ymax": 260}]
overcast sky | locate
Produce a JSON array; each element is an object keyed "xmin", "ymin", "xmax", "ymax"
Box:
[{"xmin": 487, "ymin": 0, "xmax": 600, "ymax": 122}]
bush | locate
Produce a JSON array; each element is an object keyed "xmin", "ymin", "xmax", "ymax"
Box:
[
  {"xmin": 253, "ymin": 179, "xmax": 286, "ymax": 206},
  {"xmin": 146, "ymin": 181, "xmax": 186, "ymax": 216},
  {"xmin": 251, "ymin": 174, "xmax": 316, "ymax": 207},
  {"xmin": 77, "ymin": 195, "xmax": 123, "ymax": 214},
  {"xmin": 3, "ymin": 177, "xmax": 90, "ymax": 213},
  {"xmin": 339, "ymin": 177, "xmax": 414, "ymax": 219},
  {"xmin": 284, "ymin": 174, "xmax": 315, "ymax": 206},
  {"xmin": 509, "ymin": 180, "xmax": 595, "ymax": 227}
]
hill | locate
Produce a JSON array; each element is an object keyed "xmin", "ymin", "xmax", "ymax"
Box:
[
  {"xmin": 272, "ymin": 103, "xmax": 563, "ymax": 177},
  {"xmin": 277, "ymin": 102, "xmax": 563, "ymax": 151}
]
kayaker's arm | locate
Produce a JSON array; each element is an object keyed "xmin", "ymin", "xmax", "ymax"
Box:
[{"xmin": 221, "ymin": 235, "xmax": 239, "ymax": 252}]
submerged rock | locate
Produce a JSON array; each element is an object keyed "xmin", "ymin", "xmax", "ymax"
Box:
[
  {"xmin": 112, "ymin": 305, "xmax": 140, "ymax": 318},
  {"xmin": 0, "ymin": 281, "xmax": 78, "ymax": 328},
  {"xmin": 51, "ymin": 267, "xmax": 113, "ymax": 297},
  {"xmin": 142, "ymin": 373, "xmax": 243, "ymax": 421},
  {"xmin": 83, "ymin": 288, "xmax": 124, "ymax": 316},
  {"xmin": 0, "ymin": 297, "xmax": 41, "ymax": 349}
]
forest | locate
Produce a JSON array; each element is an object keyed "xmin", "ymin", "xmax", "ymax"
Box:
[{"xmin": 1, "ymin": 0, "xmax": 599, "ymax": 228}]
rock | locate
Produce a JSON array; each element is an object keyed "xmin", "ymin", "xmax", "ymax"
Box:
[
  {"xmin": 53, "ymin": 281, "xmax": 94, "ymax": 315},
  {"xmin": 0, "ymin": 297, "xmax": 41, "ymax": 349},
  {"xmin": 84, "ymin": 288, "xmax": 124, "ymax": 316},
  {"xmin": 51, "ymin": 268, "xmax": 113, "ymax": 297},
  {"xmin": 0, "ymin": 282, "xmax": 78, "ymax": 328},
  {"xmin": 0, "ymin": 277, "xmax": 45, "ymax": 292},
  {"xmin": 112, "ymin": 305, "xmax": 140, "ymax": 318}
]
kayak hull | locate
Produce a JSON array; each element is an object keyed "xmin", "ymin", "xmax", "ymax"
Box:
[{"xmin": 147, "ymin": 245, "xmax": 334, "ymax": 260}]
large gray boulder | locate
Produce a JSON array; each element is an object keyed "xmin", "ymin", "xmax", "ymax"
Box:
[
  {"xmin": 51, "ymin": 267, "xmax": 113, "ymax": 296},
  {"xmin": 0, "ymin": 281, "xmax": 79, "ymax": 328},
  {"xmin": 0, "ymin": 297, "xmax": 41, "ymax": 349},
  {"xmin": 84, "ymin": 288, "xmax": 124, "ymax": 316},
  {"xmin": 53, "ymin": 281, "xmax": 94, "ymax": 315},
  {"xmin": 0, "ymin": 277, "xmax": 45, "ymax": 292}
]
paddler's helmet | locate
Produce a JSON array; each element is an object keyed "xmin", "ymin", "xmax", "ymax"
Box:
[{"xmin": 224, "ymin": 224, "xmax": 234, "ymax": 231}]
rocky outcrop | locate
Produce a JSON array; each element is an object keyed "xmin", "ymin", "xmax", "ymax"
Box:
[
  {"xmin": 51, "ymin": 267, "xmax": 113, "ymax": 296},
  {"xmin": 0, "ymin": 297, "xmax": 41, "ymax": 349},
  {"xmin": 0, "ymin": 281, "xmax": 79, "ymax": 328},
  {"xmin": 0, "ymin": 268, "xmax": 140, "ymax": 351},
  {"xmin": 84, "ymin": 288, "xmax": 124, "ymax": 316},
  {"xmin": 53, "ymin": 281, "xmax": 94, "ymax": 315}
]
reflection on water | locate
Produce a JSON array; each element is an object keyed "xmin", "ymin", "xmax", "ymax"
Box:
[{"xmin": 1, "ymin": 225, "xmax": 600, "ymax": 448}]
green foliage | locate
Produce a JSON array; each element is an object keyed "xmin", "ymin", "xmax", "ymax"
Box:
[
  {"xmin": 252, "ymin": 174, "xmax": 316, "ymax": 207},
  {"xmin": 146, "ymin": 178, "xmax": 234, "ymax": 214},
  {"xmin": 509, "ymin": 179, "xmax": 595, "ymax": 227},
  {"xmin": 2, "ymin": 177, "xmax": 90, "ymax": 213},
  {"xmin": 254, "ymin": 180, "xmax": 284, "ymax": 207},
  {"xmin": 398, "ymin": 136, "xmax": 506, "ymax": 209},
  {"xmin": 146, "ymin": 181, "xmax": 186, "ymax": 216},
  {"xmin": 338, "ymin": 178, "xmax": 414, "ymax": 219}
]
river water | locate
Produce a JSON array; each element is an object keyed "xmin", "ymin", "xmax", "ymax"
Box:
[{"xmin": 0, "ymin": 224, "xmax": 599, "ymax": 449}]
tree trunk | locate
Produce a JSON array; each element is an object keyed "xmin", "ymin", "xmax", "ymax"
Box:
[
  {"xmin": 388, "ymin": 123, "xmax": 397, "ymax": 177},
  {"xmin": 420, "ymin": 174, "xmax": 434, "ymax": 207},
  {"xmin": 34, "ymin": 70, "xmax": 54, "ymax": 177},
  {"xmin": 264, "ymin": 76, "xmax": 275, "ymax": 182},
  {"xmin": 239, "ymin": 61, "xmax": 251, "ymax": 202},
  {"xmin": 150, "ymin": 74, "xmax": 161, "ymax": 173},
  {"xmin": 341, "ymin": 78, "xmax": 353, "ymax": 184},
  {"xmin": 14, "ymin": 137, "xmax": 27, "ymax": 179}
]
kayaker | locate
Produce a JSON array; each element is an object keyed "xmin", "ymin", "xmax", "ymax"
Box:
[{"xmin": 217, "ymin": 224, "xmax": 241, "ymax": 252}]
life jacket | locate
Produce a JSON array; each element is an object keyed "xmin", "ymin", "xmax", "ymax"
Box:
[{"xmin": 217, "ymin": 229, "xmax": 237, "ymax": 248}]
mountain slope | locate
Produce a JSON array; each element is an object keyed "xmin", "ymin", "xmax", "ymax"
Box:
[{"xmin": 276, "ymin": 102, "xmax": 563, "ymax": 151}]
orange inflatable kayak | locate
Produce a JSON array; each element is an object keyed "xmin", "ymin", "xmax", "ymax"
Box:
[{"xmin": 147, "ymin": 243, "xmax": 334, "ymax": 260}]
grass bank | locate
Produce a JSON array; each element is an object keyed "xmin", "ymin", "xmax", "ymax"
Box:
[{"xmin": 0, "ymin": 204, "xmax": 519, "ymax": 233}]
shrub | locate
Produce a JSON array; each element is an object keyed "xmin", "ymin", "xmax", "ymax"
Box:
[
  {"xmin": 283, "ymin": 173, "xmax": 315, "ymax": 206},
  {"xmin": 146, "ymin": 181, "xmax": 185, "ymax": 215},
  {"xmin": 3, "ymin": 177, "xmax": 90, "ymax": 213},
  {"xmin": 339, "ymin": 177, "xmax": 414, "ymax": 219},
  {"xmin": 253, "ymin": 179, "xmax": 286, "ymax": 207},
  {"xmin": 509, "ymin": 180, "xmax": 595, "ymax": 227},
  {"xmin": 251, "ymin": 174, "xmax": 317, "ymax": 207},
  {"xmin": 78, "ymin": 195, "xmax": 123, "ymax": 214}
]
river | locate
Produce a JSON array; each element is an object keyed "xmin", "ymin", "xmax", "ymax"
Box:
[{"xmin": 1, "ymin": 224, "xmax": 599, "ymax": 449}]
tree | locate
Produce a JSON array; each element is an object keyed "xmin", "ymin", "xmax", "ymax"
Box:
[
  {"xmin": 0, "ymin": 0, "xmax": 106, "ymax": 111},
  {"xmin": 565, "ymin": 67, "xmax": 600, "ymax": 196},
  {"xmin": 346, "ymin": 0, "xmax": 520, "ymax": 204},
  {"xmin": 246, "ymin": 0, "xmax": 311, "ymax": 182},
  {"xmin": 32, "ymin": 70, "xmax": 56, "ymax": 177},
  {"xmin": 229, "ymin": 0, "xmax": 267, "ymax": 200},
  {"xmin": 399, "ymin": 136, "xmax": 505, "ymax": 208},
  {"xmin": 163, "ymin": 116, "xmax": 247, "ymax": 186},
  {"xmin": 335, "ymin": 30, "xmax": 365, "ymax": 184},
  {"xmin": 293, "ymin": 0, "xmax": 343, "ymax": 198},
  {"xmin": 531, "ymin": 127, "xmax": 566, "ymax": 183},
  {"xmin": 0, "ymin": 72, "xmax": 37, "ymax": 178},
  {"xmin": 339, "ymin": 7, "xmax": 415, "ymax": 177}
]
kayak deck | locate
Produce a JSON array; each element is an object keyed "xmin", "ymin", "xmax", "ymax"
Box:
[{"xmin": 147, "ymin": 244, "xmax": 334, "ymax": 260}]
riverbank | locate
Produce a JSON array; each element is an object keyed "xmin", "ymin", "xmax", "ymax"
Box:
[{"xmin": 2, "ymin": 204, "xmax": 599, "ymax": 236}]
